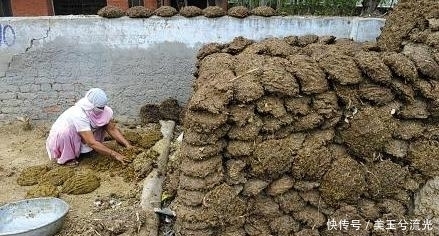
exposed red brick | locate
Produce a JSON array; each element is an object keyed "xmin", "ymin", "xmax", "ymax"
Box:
[
  {"xmin": 145, "ymin": 0, "xmax": 158, "ymax": 9},
  {"xmin": 10, "ymin": 0, "xmax": 227, "ymax": 16},
  {"xmin": 107, "ymin": 0, "xmax": 129, "ymax": 10},
  {"xmin": 11, "ymin": 0, "xmax": 54, "ymax": 16}
]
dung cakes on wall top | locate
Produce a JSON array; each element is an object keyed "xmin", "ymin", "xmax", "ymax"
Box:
[{"xmin": 97, "ymin": 5, "xmax": 283, "ymax": 19}]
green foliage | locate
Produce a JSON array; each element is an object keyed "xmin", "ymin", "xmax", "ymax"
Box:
[
  {"xmin": 279, "ymin": 0, "xmax": 357, "ymax": 16},
  {"xmin": 228, "ymin": 0, "xmax": 395, "ymax": 16}
]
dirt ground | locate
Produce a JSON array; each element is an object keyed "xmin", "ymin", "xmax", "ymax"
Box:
[{"xmin": 0, "ymin": 121, "xmax": 160, "ymax": 236}]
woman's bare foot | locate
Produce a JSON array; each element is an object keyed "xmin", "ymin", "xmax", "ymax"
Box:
[{"xmin": 64, "ymin": 159, "xmax": 79, "ymax": 166}]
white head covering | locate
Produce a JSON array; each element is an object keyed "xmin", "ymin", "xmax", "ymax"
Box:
[
  {"xmin": 86, "ymin": 88, "xmax": 108, "ymax": 108},
  {"xmin": 75, "ymin": 88, "xmax": 113, "ymax": 127}
]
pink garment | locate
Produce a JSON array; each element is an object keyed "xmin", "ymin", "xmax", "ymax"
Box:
[{"xmin": 46, "ymin": 97, "xmax": 113, "ymax": 164}]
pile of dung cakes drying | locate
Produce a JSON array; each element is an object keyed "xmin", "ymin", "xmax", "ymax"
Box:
[
  {"xmin": 377, "ymin": 0, "xmax": 439, "ymax": 52},
  {"xmin": 170, "ymin": 1, "xmax": 439, "ymax": 235},
  {"xmin": 17, "ymin": 165, "xmax": 100, "ymax": 198}
]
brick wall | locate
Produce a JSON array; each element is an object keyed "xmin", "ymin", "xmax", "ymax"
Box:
[
  {"xmin": 107, "ymin": 0, "xmax": 129, "ymax": 10},
  {"xmin": 11, "ymin": 0, "xmax": 53, "ymax": 16},
  {"xmin": 7, "ymin": 0, "xmax": 229, "ymax": 17},
  {"xmin": 10, "ymin": 0, "xmax": 151, "ymax": 16},
  {"xmin": 145, "ymin": 0, "xmax": 158, "ymax": 9}
]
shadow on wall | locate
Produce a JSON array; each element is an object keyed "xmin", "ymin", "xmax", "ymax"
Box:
[{"xmin": 1, "ymin": 40, "xmax": 195, "ymax": 123}]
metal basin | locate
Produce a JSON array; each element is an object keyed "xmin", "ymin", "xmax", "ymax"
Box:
[{"xmin": 0, "ymin": 197, "xmax": 69, "ymax": 236}]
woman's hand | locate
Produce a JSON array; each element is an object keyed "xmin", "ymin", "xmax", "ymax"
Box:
[
  {"xmin": 112, "ymin": 152, "xmax": 131, "ymax": 165},
  {"xmin": 79, "ymin": 130, "xmax": 131, "ymax": 165}
]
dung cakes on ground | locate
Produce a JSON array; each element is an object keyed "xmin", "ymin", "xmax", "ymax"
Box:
[
  {"xmin": 40, "ymin": 166, "xmax": 75, "ymax": 186},
  {"xmin": 26, "ymin": 183, "xmax": 59, "ymax": 198},
  {"xmin": 17, "ymin": 165, "xmax": 51, "ymax": 186},
  {"xmin": 62, "ymin": 171, "xmax": 100, "ymax": 195}
]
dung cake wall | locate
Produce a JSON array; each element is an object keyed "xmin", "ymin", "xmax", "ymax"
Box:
[{"xmin": 171, "ymin": 1, "xmax": 439, "ymax": 233}]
